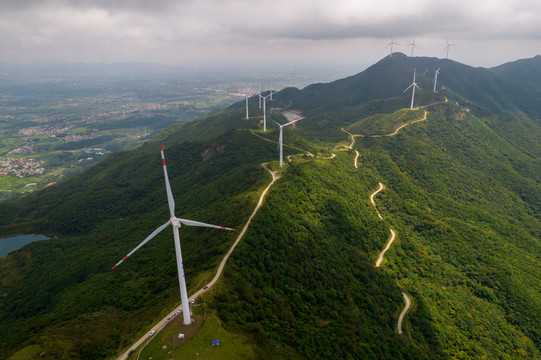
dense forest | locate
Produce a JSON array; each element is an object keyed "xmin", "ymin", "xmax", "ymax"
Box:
[{"xmin": 0, "ymin": 54, "xmax": 540, "ymax": 359}]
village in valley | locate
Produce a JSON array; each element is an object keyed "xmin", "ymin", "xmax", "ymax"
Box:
[{"xmin": 0, "ymin": 65, "xmax": 299, "ymax": 197}]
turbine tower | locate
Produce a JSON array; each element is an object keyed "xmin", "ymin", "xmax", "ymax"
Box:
[
  {"xmin": 245, "ymin": 93, "xmax": 250, "ymax": 119},
  {"xmin": 408, "ymin": 39, "xmax": 417, "ymax": 57},
  {"xmin": 444, "ymin": 39, "xmax": 456, "ymax": 59},
  {"xmin": 273, "ymin": 116, "xmax": 305, "ymax": 168},
  {"xmin": 258, "ymin": 84, "xmax": 262, "ymax": 109},
  {"xmin": 240, "ymin": 86, "xmax": 254, "ymax": 119},
  {"xmin": 259, "ymin": 92, "xmax": 273, "ymax": 132},
  {"xmin": 433, "ymin": 67, "xmax": 440, "ymax": 92},
  {"xmin": 386, "ymin": 37, "xmax": 399, "ymax": 57},
  {"xmin": 403, "ymin": 68, "xmax": 420, "ymax": 110},
  {"xmin": 112, "ymin": 145, "xmax": 235, "ymax": 325}
]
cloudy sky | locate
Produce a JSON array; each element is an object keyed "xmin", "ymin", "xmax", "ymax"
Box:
[{"xmin": 1, "ymin": 0, "xmax": 540, "ymax": 70}]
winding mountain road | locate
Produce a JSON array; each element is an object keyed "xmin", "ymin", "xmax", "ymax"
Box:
[
  {"xmin": 116, "ymin": 164, "xmax": 279, "ymax": 360},
  {"xmin": 370, "ymin": 182, "xmax": 384, "ymax": 220},
  {"xmin": 375, "ymin": 229, "xmax": 396, "ymax": 268},
  {"xmin": 368, "ymin": 182, "xmax": 411, "ymax": 335},
  {"xmin": 342, "ymin": 110, "xmax": 428, "ymax": 143},
  {"xmin": 397, "ymin": 292, "xmax": 412, "ymax": 335}
]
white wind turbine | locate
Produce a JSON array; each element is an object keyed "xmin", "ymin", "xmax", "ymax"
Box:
[
  {"xmin": 240, "ymin": 86, "xmax": 254, "ymax": 119},
  {"xmin": 444, "ymin": 39, "xmax": 456, "ymax": 59},
  {"xmin": 403, "ymin": 68, "xmax": 421, "ymax": 110},
  {"xmin": 112, "ymin": 145, "xmax": 235, "ymax": 325},
  {"xmin": 386, "ymin": 37, "xmax": 399, "ymax": 57},
  {"xmin": 259, "ymin": 92, "xmax": 274, "ymax": 132},
  {"xmin": 433, "ymin": 67, "xmax": 440, "ymax": 92},
  {"xmin": 272, "ymin": 116, "xmax": 305, "ymax": 168},
  {"xmin": 408, "ymin": 39, "xmax": 417, "ymax": 57},
  {"xmin": 258, "ymin": 84, "xmax": 262, "ymax": 109}
]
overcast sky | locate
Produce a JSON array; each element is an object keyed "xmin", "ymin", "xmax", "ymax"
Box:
[{"xmin": 1, "ymin": 0, "xmax": 540, "ymax": 71}]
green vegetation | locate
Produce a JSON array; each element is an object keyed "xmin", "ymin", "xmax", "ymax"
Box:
[
  {"xmin": 0, "ymin": 69, "xmax": 253, "ymax": 197},
  {"xmin": 140, "ymin": 299, "xmax": 255, "ymax": 359},
  {"xmin": 0, "ymin": 54, "xmax": 540, "ymax": 359},
  {"xmin": 346, "ymin": 108, "xmax": 424, "ymax": 135}
]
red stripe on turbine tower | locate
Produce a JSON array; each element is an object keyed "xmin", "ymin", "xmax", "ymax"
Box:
[{"xmin": 162, "ymin": 159, "xmax": 166, "ymax": 166}]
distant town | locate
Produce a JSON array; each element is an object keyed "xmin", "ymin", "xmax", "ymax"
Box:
[{"xmin": 0, "ymin": 63, "xmax": 327, "ymax": 197}]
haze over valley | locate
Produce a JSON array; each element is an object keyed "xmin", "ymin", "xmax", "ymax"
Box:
[{"xmin": 1, "ymin": 1, "xmax": 541, "ymax": 359}]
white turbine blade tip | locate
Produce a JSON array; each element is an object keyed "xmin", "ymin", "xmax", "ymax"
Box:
[{"xmin": 178, "ymin": 218, "xmax": 235, "ymax": 231}]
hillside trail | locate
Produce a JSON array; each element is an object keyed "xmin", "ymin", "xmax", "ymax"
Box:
[
  {"xmin": 116, "ymin": 163, "xmax": 280, "ymax": 360},
  {"xmin": 369, "ymin": 183, "xmax": 395, "ymax": 267},
  {"xmin": 369, "ymin": 182, "xmax": 412, "ymax": 336},
  {"xmin": 397, "ymin": 292, "xmax": 412, "ymax": 335},
  {"xmin": 341, "ymin": 110, "xmax": 427, "ymax": 147}
]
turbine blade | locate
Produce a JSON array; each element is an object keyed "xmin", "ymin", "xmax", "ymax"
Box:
[
  {"xmin": 177, "ymin": 218, "xmax": 235, "ymax": 231},
  {"xmin": 403, "ymin": 83, "xmax": 414, "ymax": 93},
  {"xmin": 160, "ymin": 145, "xmax": 176, "ymax": 217},
  {"xmin": 112, "ymin": 220, "xmax": 172, "ymax": 270},
  {"xmin": 283, "ymin": 117, "xmax": 305, "ymax": 127}
]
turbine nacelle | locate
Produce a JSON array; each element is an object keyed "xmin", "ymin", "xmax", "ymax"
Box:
[
  {"xmin": 273, "ymin": 116, "xmax": 305, "ymax": 167},
  {"xmin": 112, "ymin": 145, "xmax": 235, "ymax": 325},
  {"xmin": 171, "ymin": 217, "xmax": 182, "ymax": 228}
]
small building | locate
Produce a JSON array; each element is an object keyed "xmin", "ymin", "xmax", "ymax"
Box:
[{"xmin": 212, "ymin": 340, "xmax": 220, "ymax": 346}]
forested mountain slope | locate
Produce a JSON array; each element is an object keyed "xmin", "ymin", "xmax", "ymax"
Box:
[{"xmin": 0, "ymin": 54, "xmax": 540, "ymax": 359}]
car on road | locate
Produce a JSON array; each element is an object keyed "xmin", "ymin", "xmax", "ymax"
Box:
[
  {"xmin": 128, "ymin": 350, "xmax": 134, "ymax": 356},
  {"xmin": 203, "ymin": 286, "xmax": 208, "ymax": 289},
  {"xmin": 150, "ymin": 330, "xmax": 155, "ymax": 336}
]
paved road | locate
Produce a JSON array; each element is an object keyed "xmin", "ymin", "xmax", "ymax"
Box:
[
  {"xmin": 397, "ymin": 292, "xmax": 412, "ymax": 334},
  {"xmin": 115, "ymin": 164, "xmax": 279, "ymax": 360}
]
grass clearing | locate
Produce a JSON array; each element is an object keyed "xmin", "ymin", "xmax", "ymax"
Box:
[
  {"xmin": 7, "ymin": 345, "xmax": 43, "ymax": 360},
  {"xmin": 140, "ymin": 305, "xmax": 255, "ymax": 360}
]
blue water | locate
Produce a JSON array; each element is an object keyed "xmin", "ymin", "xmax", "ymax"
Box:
[{"xmin": 0, "ymin": 234, "xmax": 50, "ymax": 257}]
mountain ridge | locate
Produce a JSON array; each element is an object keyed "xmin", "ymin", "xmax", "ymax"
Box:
[{"xmin": 0, "ymin": 54, "xmax": 540, "ymax": 359}]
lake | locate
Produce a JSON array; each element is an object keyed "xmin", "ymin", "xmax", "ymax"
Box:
[{"xmin": 0, "ymin": 234, "xmax": 50, "ymax": 257}]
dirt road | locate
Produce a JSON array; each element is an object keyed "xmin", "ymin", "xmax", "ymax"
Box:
[
  {"xmin": 116, "ymin": 164, "xmax": 279, "ymax": 360},
  {"xmin": 397, "ymin": 292, "xmax": 412, "ymax": 334}
]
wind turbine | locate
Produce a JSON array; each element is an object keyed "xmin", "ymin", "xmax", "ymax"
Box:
[
  {"xmin": 272, "ymin": 116, "xmax": 305, "ymax": 168},
  {"xmin": 240, "ymin": 86, "xmax": 254, "ymax": 119},
  {"xmin": 408, "ymin": 39, "xmax": 417, "ymax": 57},
  {"xmin": 444, "ymin": 39, "xmax": 456, "ymax": 59},
  {"xmin": 258, "ymin": 84, "xmax": 262, "ymax": 109},
  {"xmin": 112, "ymin": 145, "xmax": 235, "ymax": 325},
  {"xmin": 403, "ymin": 68, "xmax": 420, "ymax": 110},
  {"xmin": 386, "ymin": 37, "xmax": 399, "ymax": 57},
  {"xmin": 259, "ymin": 92, "xmax": 273, "ymax": 132},
  {"xmin": 433, "ymin": 67, "xmax": 440, "ymax": 92}
]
